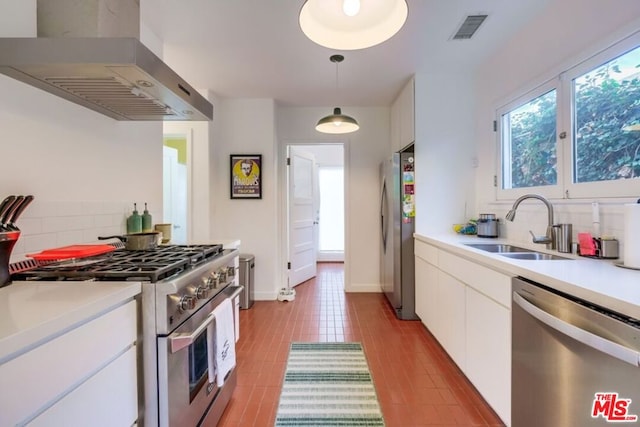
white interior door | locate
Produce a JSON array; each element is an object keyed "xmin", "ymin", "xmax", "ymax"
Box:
[
  {"xmin": 287, "ymin": 146, "xmax": 318, "ymax": 287},
  {"xmin": 162, "ymin": 146, "xmax": 188, "ymax": 244}
]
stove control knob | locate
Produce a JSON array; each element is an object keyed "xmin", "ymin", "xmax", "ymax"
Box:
[
  {"xmin": 226, "ymin": 266, "xmax": 236, "ymax": 277},
  {"xmin": 195, "ymin": 285, "xmax": 209, "ymax": 299},
  {"xmin": 203, "ymin": 277, "xmax": 214, "ymax": 289},
  {"xmin": 218, "ymin": 270, "xmax": 227, "ymax": 282},
  {"xmin": 179, "ymin": 295, "xmax": 196, "ymax": 311},
  {"xmin": 208, "ymin": 272, "xmax": 220, "ymax": 289}
]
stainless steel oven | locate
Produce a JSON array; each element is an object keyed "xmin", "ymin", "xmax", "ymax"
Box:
[{"xmin": 158, "ymin": 285, "xmax": 242, "ymax": 427}]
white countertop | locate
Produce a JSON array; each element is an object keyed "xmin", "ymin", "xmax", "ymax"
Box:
[
  {"xmin": 416, "ymin": 233, "xmax": 640, "ymax": 319},
  {"xmin": 0, "ymin": 281, "xmax": 141, "ymax": 364}
]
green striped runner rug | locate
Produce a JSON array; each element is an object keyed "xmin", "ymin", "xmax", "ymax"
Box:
[{"xmin": 275, "ymin": 342, "xmax": 385, "ymax": 426}]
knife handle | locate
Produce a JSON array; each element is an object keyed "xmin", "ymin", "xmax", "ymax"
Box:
[
  {"xmin": 7, "ymin": 195, "xmax": 34, "ymax": 229},
  {"xmin": 1, "ymin": 196, "xmax": 23, "ymax": 226}
]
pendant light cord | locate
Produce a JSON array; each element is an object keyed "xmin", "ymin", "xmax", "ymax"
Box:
[{"xmin": 330, "ymin": 54, "xmax": 344, "ymax": 106}]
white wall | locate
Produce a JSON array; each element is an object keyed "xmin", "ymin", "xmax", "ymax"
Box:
[
  {"xmin": 209, "ymin": 98, "xmax": 280, "ymax": 300},
  {"xmin": 277, "ymin": 106, "xmax": 390, "ymax": 292},
  {"xmin": 474, "ymin": 0, "xmax": 640, "ymax": 250},
  {"xmin": 414, "ymin": 71, "xmax": 476, "ymax": 236},
  {"xmin": 0, "ymin": 0, "xmax": 35, "ymax": 37},
  {"xmin": 0, "ymin": 0, "xmax": 163, "ymax": 261}
]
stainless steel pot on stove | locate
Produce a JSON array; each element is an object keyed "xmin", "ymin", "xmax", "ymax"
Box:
[{"xmin": 98, "ymin": 232, "xmax": 161, "ymax": 250}]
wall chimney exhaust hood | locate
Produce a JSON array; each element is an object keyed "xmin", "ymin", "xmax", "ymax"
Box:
[
  {"xmin": 0, "ymin": 0, "xmax": 213, "ymax": 121},
  {"xmin": 0, "ymin": 38, "xmax": 213, "ymax": 121}
]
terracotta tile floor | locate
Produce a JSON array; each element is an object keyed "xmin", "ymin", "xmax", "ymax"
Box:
[{"xmin": 219, "ymin": 262, "xmax": 505, "ymax": 427}]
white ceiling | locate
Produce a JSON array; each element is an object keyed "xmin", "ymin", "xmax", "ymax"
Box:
[{"xmin": 142, "ymin": 0, "xmax": 549, "ymax": 107}]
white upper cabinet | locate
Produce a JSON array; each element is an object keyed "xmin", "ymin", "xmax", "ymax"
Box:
[{"xmin": 391, "ymin": 77, "xmax": 415, "ymax": 152}]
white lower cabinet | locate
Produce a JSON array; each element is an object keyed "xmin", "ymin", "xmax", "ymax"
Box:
[
  {"xmin": 436, "ymin": 271, "xmax": 466, "ymax": 370},
  {"xmin": 415, "ymin": 256, "xmax": 437, "ymax": 327},
  {"xmin": 28, "ymin": 346, "xmax": 138, "ymax": 427},
  {"xmin": 414, "ymin": 239, "xmax": 511, "ymax": 426},
  {"xmin": 0, "ymin": 300, "xmax": 138, "ymax": 426},
  {"xmin": 465, "ymin": 287, "xmax": 511, "ymax": 426}
]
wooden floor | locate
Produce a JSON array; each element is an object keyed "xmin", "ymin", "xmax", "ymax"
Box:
[{"xmin": 219, "ymin": 262, "xmax": 505, "ymax": 426}]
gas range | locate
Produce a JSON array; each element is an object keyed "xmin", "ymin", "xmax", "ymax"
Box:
[
  {"xmin": 12, "ymin": 243, "xmax": 242, "ymax": 426},
  {"xmin": 13, "ymin": 243, "xmax": 238, "ymax": 334}
]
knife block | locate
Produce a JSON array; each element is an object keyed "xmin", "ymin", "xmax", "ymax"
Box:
[{"xmin": 0, "ymin": 231, "xmax": 19, "ymax": 288}]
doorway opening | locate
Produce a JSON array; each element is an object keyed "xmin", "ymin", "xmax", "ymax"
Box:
[
  {"xmin": 317, "ymin": 166, "xmax": 344, "ymax": 262},
  {"xmin": 162, "ymin": 132, "xmax": 190, "ymax": 244},
  {"xmin": 286, "ymin": 143, "xmax": 345, "ymax": 289}
]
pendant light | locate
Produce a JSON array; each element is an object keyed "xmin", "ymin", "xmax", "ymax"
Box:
[
  {"xmin": 316, "ymin": 55, "xmax": 359, "ymax": 134},
  {"xmin": 299, "ymin": 0, "xmax": 408, "ymax": 50}
]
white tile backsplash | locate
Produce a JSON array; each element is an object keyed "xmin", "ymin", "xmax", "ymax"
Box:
[
  {"xmin": 480, "ymin": 200, "xmax": 630, "ymax": 258},
  {"xmin": 42, "ymin": 215, "xmax": 93, "ymax": 233},
  {"xmin": 9, "ymin": 200, "xmax": 134, "ymax": 262}
]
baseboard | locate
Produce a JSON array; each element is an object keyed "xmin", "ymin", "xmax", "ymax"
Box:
[
  {"xmin": 344, "ymin": 283, "xmax": 382, "ymax": 293},
  {"xmin": 254, "ymin": 290, "xmax": 280, "ymax": 301},
  {"xmin": 317, "ymin": 252, "xmax": 344, "ymax": 262}
]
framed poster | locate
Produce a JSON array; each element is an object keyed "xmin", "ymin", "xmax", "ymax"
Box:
[{"xmin": 230, "ymin": 154, "xmax": 262, "ymax": 199}]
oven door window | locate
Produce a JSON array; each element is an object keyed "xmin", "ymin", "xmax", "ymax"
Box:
[{"xmin": 188, "ymin": 328, "xmax": 210, "ymax": 401}]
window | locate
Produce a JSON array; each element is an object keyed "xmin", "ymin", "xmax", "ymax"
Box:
[
  {"xmin": 318, "ymin": 167, "xmax": 344, "ymax": 252},
  {"xmin": 501, "ymin": 88, "xmax": 558, "ymax": 189},
  {"xmin": 573, "ymin": 45, "xmax": 640, "ymax": 184},
  {"xmin": 497, "ymin": 31, "xmax": 640, "ymax": 200}
]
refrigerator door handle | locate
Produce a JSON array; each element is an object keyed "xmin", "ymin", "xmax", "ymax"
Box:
[{"xmin": 380, "ymin": 177, "xmax": 388, "ymax": 251}]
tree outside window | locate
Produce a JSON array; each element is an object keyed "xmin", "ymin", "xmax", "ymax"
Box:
[{"xmin": 574, "ymin": 45, "xmax": 640, "ymax": 183}]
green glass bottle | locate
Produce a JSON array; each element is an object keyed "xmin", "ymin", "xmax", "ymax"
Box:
[
  {"xmin": 127, "ymin": 203, "xmax": 142, "ymax": 234},
  {"xmin": 142, "ymin": 202, "xmax": 153, "ymax": 233}
]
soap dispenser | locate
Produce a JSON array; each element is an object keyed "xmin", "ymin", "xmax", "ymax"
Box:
[
  {"xmin": 142, "ymin": 202, "xmax": 153, "ymax": 232},
  {"xmin": 127, "ymin": 203, "xmax": 142, "ymax": 234}
]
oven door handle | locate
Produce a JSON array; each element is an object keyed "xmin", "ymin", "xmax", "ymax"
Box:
[
  {"xmin": 225, "ymin": 285, "xmax": 244, "ymax": 300},
  {"xmin": 169, "ymin": 312, "xmax": 215, "ymax": 354}
]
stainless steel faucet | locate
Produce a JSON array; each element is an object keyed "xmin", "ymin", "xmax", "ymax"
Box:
[{"xmin": 505, "ymin": 194, "xmax": 555, "ymax": 249}]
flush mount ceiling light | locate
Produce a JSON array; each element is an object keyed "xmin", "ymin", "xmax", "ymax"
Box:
[
  {"xmin": 316, "ymin": 55, "xmax": 359, "ymax": 134},
  {"xmin": 299, "ymin": 0, "xmax": 408, "ymax": 50}
]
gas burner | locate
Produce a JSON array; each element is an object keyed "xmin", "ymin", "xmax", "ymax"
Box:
[{"xmin": 12, "ymin": 243, "xmax": 224, "ymax": 283}]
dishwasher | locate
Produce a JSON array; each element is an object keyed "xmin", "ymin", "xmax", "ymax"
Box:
[{"xmin": 512, "ymin": 277, "xmax": 640, "ymax": 427}]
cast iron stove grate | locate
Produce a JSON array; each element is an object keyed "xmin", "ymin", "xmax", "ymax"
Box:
[{"xmin": 11, "ymin": 244, "xmax": 223, "ymax": 283}]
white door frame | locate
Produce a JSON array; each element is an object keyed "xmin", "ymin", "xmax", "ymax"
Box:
[
  {"xmin": 164, "ymin": 121, "xmax": 209, "ymax": 244},
  {"xmin": 279, "ymin": 140, "xmax": 350, "ymax": 291},
  {"xmin": 162, "ymin": 129, "xmax": 193, "ymax": 243}
]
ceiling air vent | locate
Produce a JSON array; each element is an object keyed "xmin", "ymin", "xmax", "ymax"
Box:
[{"xmin": 451, "ymin": 14, "xmax": 488, "ymax": 40}]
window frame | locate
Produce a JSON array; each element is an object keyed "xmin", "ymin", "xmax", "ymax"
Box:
[
  {"xmin": 563, "ymin": 31, "xmax": 640, "ymax": 199},
  {"xmin": 496, "ymin": 30, "xmax": 640, "ymax": 201},
  {"xmin": 496, "ymin": 78, "xmax": 563, "ymax": 201}
]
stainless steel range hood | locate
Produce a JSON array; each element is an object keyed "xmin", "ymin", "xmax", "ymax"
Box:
[
  {"xmin": 0, "ymin": 0, "xmax": 213, "ymax": 121},
  {"xmin": 0, "ymin": 37, "xmax": 213, "ymax": 121}
]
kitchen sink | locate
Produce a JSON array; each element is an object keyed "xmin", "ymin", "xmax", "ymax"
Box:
[
  {"xmin": 499, "ymin": 252, "xmax": 571, "ymax": 261},
  {"xmin": 464, "ymin": 243, "xmax": 534, "ymax": 253},
  {"xmin": 464, "ymin": 243, "xmax": 572, "ymax": 260}
]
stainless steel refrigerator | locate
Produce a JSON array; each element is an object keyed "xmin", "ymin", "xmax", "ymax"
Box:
[{"xmin": 380, "ymin": 148, "xmax": 417, "ymax": 320}]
